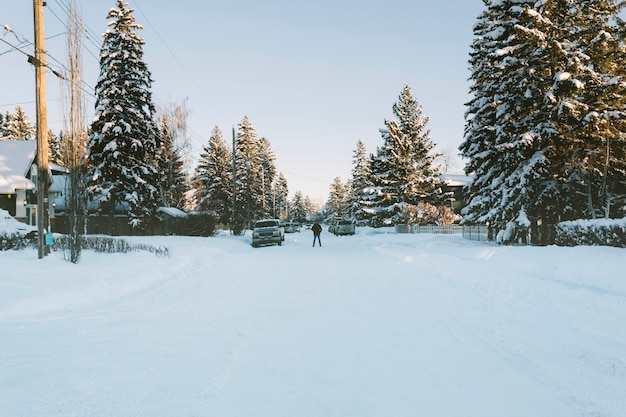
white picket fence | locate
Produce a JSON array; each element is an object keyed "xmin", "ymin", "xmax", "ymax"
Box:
[
  {"xmin": 395, "ymin": 224, "xmax": 492, "ymax": 241},
  {"xmin": 394, "ymin": 224, "xmax": 464, "ymax": 235}
]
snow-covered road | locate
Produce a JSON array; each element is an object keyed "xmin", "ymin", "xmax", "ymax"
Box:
[{"xmin": 1, "ymin": 229, "xmax": 625, "ymax": 416}]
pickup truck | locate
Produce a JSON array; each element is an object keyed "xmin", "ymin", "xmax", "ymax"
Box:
[{"xmin": 251, "ymin": 219, "xmax": 284, "ymax": 247}]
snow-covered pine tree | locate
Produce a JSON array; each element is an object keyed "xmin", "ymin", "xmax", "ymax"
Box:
[
  {"xmin": 289, "ymin": 191, "xmax": 308, "ymax": 223},
  {"xmin": 326, "ymin": 177, "xmax": 348, "ymax": 220},
  {"xmin": 347, "ymin": 139, "xmax": 372, "ymax": 223},
  {"xmin": 2, "ymin": 106, "xmax": 35, "ymax": 140},
  {"xmin": 272, "ymin": 172, "xmax": 289, "ymax": 220},
  {"xmin": 462, "ymin": 1, "xmax": 562, "ymax": 242},
  {"xmin": 487, "ymin": 1, "xmax": 559, "ymax": 242},
  {"xmin": 463, "ymin": 0, "xmax": 626, "ymax": 243},
  {"xmin": 462, "ymin": 1, "xmax": 524, "ymax": 233},
  {"xmin": 193, "ymin": 125, "xmax": 233, "ymax": 224},
  {"xmin": 232, "ymin": 116, "xmax": 263, "ymax": 233},
  {"xmin": 86, "ymin": 0, "xmax": 161, "ymax": 229},
  {"xmin": 0, "ymin": 112, "xmax": 6, "ymax": 140},
  {"xmin": 555, "ymin": 0, "xmax": 626, "ymax": 219},
  {"xmin": 257, "ymin": 137, "xmax": 277, "ymax": 218},
  {"xmin": 158, "ymin": 113, "xmax": 189, "ymax": 210},
  {"xmin": 367, "ymin": 85, "xmax": 443, "ymax": 227},
  {"xmin": 302, "ymin": 194, "xmax": 317, "ymax": 220},
  {"xmin": 47, "ymin": 130, "xmax": 62, "ymax": 166}
]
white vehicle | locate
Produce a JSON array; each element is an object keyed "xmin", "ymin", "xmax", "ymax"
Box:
[
  {"xmin": 252, "ymin": 219, "xmax": 284, "ymax": 247},
  {"xmin": 332, "ymin": 219, "xmax": 356, "ymax": 236},
  {"xmin": 283, "ymin": 221, "xmax": 301, "ymax": 233}
]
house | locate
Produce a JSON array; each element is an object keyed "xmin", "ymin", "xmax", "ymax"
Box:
[
  {"xmin": 0, "ymin": 140, "xmax": 36, "ymax": 223},
  {"xmin": 1, "ymin": 140, "xmax": 179, "ymax": 236},
  {"xmin": 0, "ymin": 140, "xmax": 64, "ymax": 227},
  {"xmin": 440, "ymin": 173, "xmax": 473, "ymax": 214}
]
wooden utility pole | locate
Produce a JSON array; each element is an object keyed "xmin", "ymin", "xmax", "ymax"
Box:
[
  {"xmin": 34, "ymin": 0, "xmax": 49, "ymax": 259},
  {"xmin": 232, "ymin": 125, "xmax": 237, "ymax": 234}
]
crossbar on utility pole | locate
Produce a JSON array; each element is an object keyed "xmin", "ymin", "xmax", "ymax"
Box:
[{"xmin": 34, "ymin": 0, "xmax": 50, "ymax": 259}]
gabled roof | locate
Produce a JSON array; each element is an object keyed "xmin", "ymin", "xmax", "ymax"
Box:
[
  {"xmin": 441, "ymin": 173, "xmax": 473, "ymax": 187},
  {"xmin": 0, "ymin": 140, "xmax": 36, "ymax": 194}
]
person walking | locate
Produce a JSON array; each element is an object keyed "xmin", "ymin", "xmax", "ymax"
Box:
[{"xmin": 311, "ymin": 221, "xmax": 322, "ymax": 247}]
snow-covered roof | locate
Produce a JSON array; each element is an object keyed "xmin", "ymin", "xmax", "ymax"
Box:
[
  {"xmin": 0, "ymin": 140, "xmax": 36, "ymax": 194},
  {"xmin": 157, "ymin": 207, "xmax": 188, "ymax": 218},
  {"xmin": 441, "ymin": 173, "xmax": 473, "ymax": 187}
]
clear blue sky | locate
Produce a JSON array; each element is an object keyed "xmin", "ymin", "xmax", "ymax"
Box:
[{"xmin": 1, "ymin": 0, "xmax": 485, "ymax": 203}]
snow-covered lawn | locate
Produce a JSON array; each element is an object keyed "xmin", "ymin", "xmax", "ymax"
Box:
[{"xmin": 1, "ymin": 227, "xmax": 625, "ymax": 417}]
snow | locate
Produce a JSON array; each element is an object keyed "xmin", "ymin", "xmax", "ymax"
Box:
[
  {"xmin": 0, "ymin": 209, "xmax": 36, "ymax": 234},
  {"xmin": 0, "ymin": 140, "xmax": 36, "ymax": 194},
  {"xmin": 157, "ymin": 207, "xmax": 188, "ymax": 218},
  {"xmin": 1, "ymin": 226, "xmax": 626, "ymax": 416}
]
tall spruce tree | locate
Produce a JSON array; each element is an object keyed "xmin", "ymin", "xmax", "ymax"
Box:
[
  {"xmin": 86, "ymin": 0, "xmax": 161, "ymax": 229},
  {"xmin": 272, "ymin": 172, "xmax": 289, "ymax": 220},
  {"xmin": 48, "ymin": 129, "xmax": 62, "ymax": 166},
  {"xmin": 193, "ymin": 125, "xmax": 232, "ymax": 224},
  {"xmin": 347, "ymin": 139, "xmax": 372, "ymax": 223},
  {"xmin": 462, "ymin": 0, "xmax": 562, "ymax": 242},
  {"xmin": 302, "ymin": 194, "xmax": 317, "ymax": 220},
  {"xmin": 367, "ymin": 85, "xmax": 443, "ymax": 227},
  {"xmin": 257, "ymin": 137, "xmax": 277, "ymax": 218},
  {"xmin": 326, "ymin": 177, "xmax": 348, "ymax": 219},
  {"xmin": 158, "ymin": 113, "xmax": 189, "ymax": 209},
  {"xmin": 557, "ymin": 0, "xmax": 626, "ymax": 219},
  {"xmin": 289, "ymin": 191, "xmax": 308, "ymax": 222},
  {"xmin": 232, "ymin": 116, "xmax": 273, "ymax": 233},
  {"xmin": 0, "ymin": 112, "xmax": 6, "ymax": 139},
  {"xmin": 462, "ymin": 0, "xmax": 527, "ymax": 235},
  {"xmin": 462, "ymin": 0, "xmax": 626, "ymax": 243}
]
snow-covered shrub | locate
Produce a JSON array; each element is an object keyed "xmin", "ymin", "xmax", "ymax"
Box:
[
  {"xmin": 397, "ymin": 203, "xmax": 461, "ymax": 226},
  {"xmin": 0, "ymin": 233, "xmax": 33, "ymax": 251},
  {"xmin": 52, "ymin": 235, "xmax": 169, "ymax": 257},
  {"xmin": 555, "ymin": 218, "xmax": 626, "ymax": 247}
]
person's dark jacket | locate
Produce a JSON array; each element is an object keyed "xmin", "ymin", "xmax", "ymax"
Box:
[{"xmin": 312, "ymin": 223, "xmax": 322, "ymax": 235}]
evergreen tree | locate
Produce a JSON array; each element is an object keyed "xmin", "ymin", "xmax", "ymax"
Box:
[
  {"xmin": 462, "ymin": 0, "xmax": 626, "ymax": 243},
  {"xmin": 272, "ymin": 173, "xmax": 289, "ymax": 219},
  {"xmin": 326, "ymin": 176, "xmax": 348, "ymax": 219},
  {"xmin": 257, "ymin": 137, "xmax": 277, "ymax": 218},
  {"xmin": 158, "ymin": 113, "xmax": 189, "ymax": 209},
  {"xmin": 490, "ymin": 0, "xmax": 555, "ymax": 241},
  {"xmin": 48, "ymin": 129, "xmax": 62, "ymax": 166},
  {"xmin": 556, "ymin": 0, "xmax": 626, "ymax": 219},
  {"xmin": 462, "ymin": 1, "xmax": 559, "ymax": 242},
  {"xmin": 302, "ymin": 195, "xmax": 317, "ymax": 220},
  {"xmin": 86, "ymin": 0, "xmax": 161, "ymax": 229},
  {"xmin": 289, "ymin": 191, "xmax": 308, "ymax": 223},
  {"xmin": 193, "ymin": 125, "xmax": 233, "ymax": 224},
  {"xmin": 347, "ymin": 139, "xmax": 372, "ymax": 222},
  {"xmin": 0, "ymin": 111, "xmax": 6, "ymax": 139},
  {"xmin": 367, "ymin": 85, "xmax": 443, "ymax": 227},
  {"xmin": 232, "ymin": 116, "xmax": 270, "ymax": 233},
  {"xmin": 2, "ymin": 106, "xmax": 35, "ymax": 140}
]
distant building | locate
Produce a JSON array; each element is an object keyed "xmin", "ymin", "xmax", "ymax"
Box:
[
  {"xmin": 0, "ymin": 140, "xmax": 65, "ymax": 226},
  {"xmin": 0, "ymin": 140, "xmax": 36, "ymax": 223},
  {"xmin": 440, "ymin": 173, "xmax": 473, "ymax": 214}
]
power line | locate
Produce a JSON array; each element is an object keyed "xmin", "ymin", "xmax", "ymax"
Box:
[
  {"xmin": 0, "ymin": 32, "xmax": 65, "ymax": 80},
  {"xmin": 132, "ymin": 1, "xmax": 234, "ymax": 126},
  {"xmin": 48, "ymin": 0, "xmax": 101, "ymax": 62}
]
